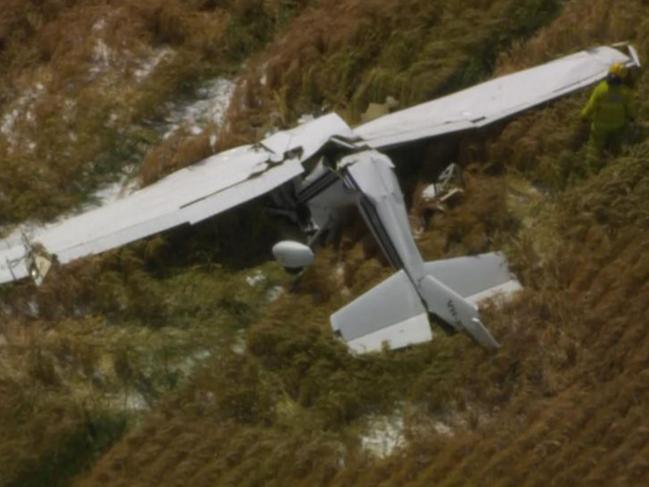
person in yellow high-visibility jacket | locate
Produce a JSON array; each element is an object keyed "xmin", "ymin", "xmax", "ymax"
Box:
[{"xmin": 581, "ymin": 63, "xmax": 636, "ymax": 172}]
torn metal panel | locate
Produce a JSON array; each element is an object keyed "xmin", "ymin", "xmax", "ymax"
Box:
[
  {"xmin": 261, "ymin": 112, "xmax": 356, "ymax": 161},
  {"xmin": 31, "ymin": 253, "xmax": 52, "ymax": 286},
  {"xmin": 629, "ymin": 45, "xmax": 642, "ymax": 67},
  {"xmin": 356, "ymin": 45, "xmax": 636, "ymax": 149},
  {"xmin": 182, "ymin": 158, "xmax": 305, "ymax": 225}
]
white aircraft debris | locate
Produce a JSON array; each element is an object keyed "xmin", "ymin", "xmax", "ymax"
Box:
[{"xmin": 0, "ymin": 45, "xmax": 640, "ymax": 353}]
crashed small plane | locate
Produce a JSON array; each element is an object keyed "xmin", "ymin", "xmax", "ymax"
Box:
[{"xmin": 0, "ymin": 44, "xmax": 640, "ymax": 353}]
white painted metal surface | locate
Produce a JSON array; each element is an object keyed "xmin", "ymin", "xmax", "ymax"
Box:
[
  {"xmin": 0, "ymin": 238, "xmax": 30, "ymax": 284},
  {"xmin": 182, "ymin": 158, "xmax": 304, "ymax": 225},
  {"xmin": 342, "ymin": 151, "xmax": 427, "ymax": 277},
  {"xmin": 272, "ymin": 241, "xmax": 315, "ymax": 269},
  {"xmin": 357, "ymin": 46, "xmax": 637, "ymax": 149},
  {"xmin": 419, "ymin": 275, "xmax": 499, "ymax": 349},
  {"xmin": 347, "ymin": 313, "xmax": 432, "ymax": 354},
  {"xmin": 262, "ymin": 112, "xmax": 356, "ymax": 160},
  {"xmin": 331, "ymin": 270, "xmax": 428, "ymax": 342},
  {"xmin": 36, "ymin": 144, "xmax": 273, "ymax": 264},
  {"xmin": 0, "ymin": 114, "xmax": 353, "ymax": 275},
  {"xmin": 423, "ymin": 252, "xmax": 518, "ymax": 300}
]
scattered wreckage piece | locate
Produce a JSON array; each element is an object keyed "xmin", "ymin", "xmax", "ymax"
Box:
[
  {"xmin": 418, "ymin": 163, "xmax": 465, "ymax": 226},
  {"xmin": 0, "ymin": 44, "xmax": 639, "ymax": 353}
]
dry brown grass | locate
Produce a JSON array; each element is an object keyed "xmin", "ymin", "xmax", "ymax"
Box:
[
  {"xmin": 215, "ymin": 0, "xmax": 563, "ymax": 152},
  {"xmin": 139, "ymin": 129, "xmax": 214, "ymax": 186},
  {"xmin": 74, "ymin": 1, "xmax": 649, "ymax": 486},
  {"xmin": 0, "ymin": 0, "xmax": 315, "ymax": 222},
  {"xmin": 5, "ymin": 0, "xmax": 649, "ymax": 485},
  {"xmin": 495, "ymin": 0, "xmax": 644, "ymax": 73}
]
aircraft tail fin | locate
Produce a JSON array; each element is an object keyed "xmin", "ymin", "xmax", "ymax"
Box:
[
  {"xmin": 330, "ymin": 253, "xmax": 521, "ymax": 353},
  {"xmin": 418, "ymin": 252, "xmax": 522, "ymax": 349},
  {"xmin": 331, "ymin": 270, "xmax": 431, "ymax": 354},
  {"xmin": 418, "ymin": 275, "xmax": 500, "ymax": 349}
]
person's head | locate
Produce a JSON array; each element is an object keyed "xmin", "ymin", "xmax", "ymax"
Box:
[{"xmin": 607, "ymin": 62, "xmax": 629, "ymax": 85}]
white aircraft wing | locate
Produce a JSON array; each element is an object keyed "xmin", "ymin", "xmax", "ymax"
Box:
[
  {"xmin": 356, "ymin": 45, "xmax": 639, "ymax": 149},
  {"xmin": 36, "ymin": 145, "xmax": 293, "ymax": 264},
  {"xmin": 0, "ymin": 113, "xmax": 354, "ymax": 284}
]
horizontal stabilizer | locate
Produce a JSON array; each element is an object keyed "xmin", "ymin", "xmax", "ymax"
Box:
[
  {"xmin": 424, "ymin": 252, "xmax": 522, "ymax": 305},
  {"xmin": 331, "ymin": 270, "xmax": 431, "ymax": 353}
]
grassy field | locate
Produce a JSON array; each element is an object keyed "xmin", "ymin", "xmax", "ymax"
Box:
[{"xmin": 2, "ymin": 0, "xmax": 649, "ymax": 485}]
